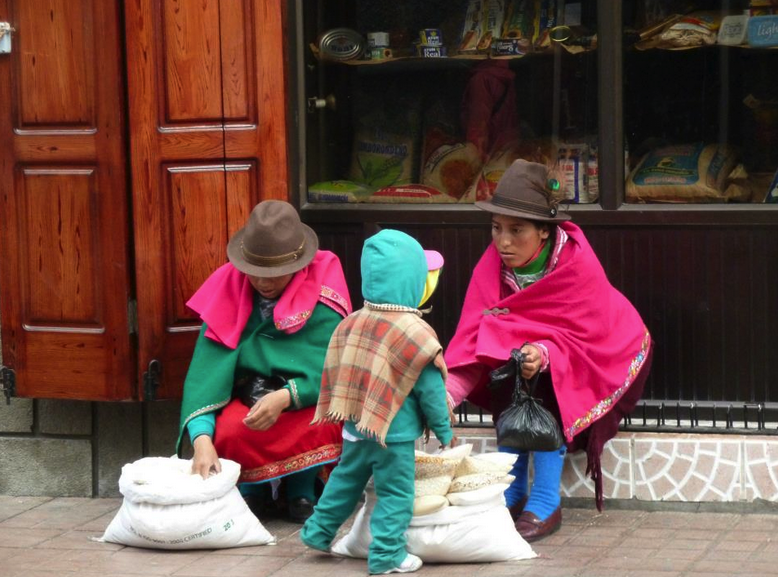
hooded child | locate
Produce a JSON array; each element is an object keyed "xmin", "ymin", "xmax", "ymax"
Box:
[{"xmin": 300, "ymin": 229, "xmax": 454, "ymax": 575}]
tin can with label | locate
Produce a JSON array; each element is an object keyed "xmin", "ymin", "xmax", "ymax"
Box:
[
  {"xmin": 367, "ymin": 32, "xmax": 390, "ymax": 48},
  {"xmin": 419, "ymin": 28, "xmax": 443, "ymax": 46},
  {"xmin": 318, "ymin": 28, "xmax": 365, "ymax": 61},
  {"xmin": 370, "ymin": 47, "xmax": 393, "ymax": 60},
  {"xmin": 418, "ymin": 45, "xmax": 447, "ymax": 58}
]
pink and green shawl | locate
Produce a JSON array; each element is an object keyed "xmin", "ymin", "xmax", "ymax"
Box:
[
  {"xmin": 445, "ymin": 221, "xmax": 651, "ymax": 443},
  {"xmin": 186, "ymin": 250, "xmax": 352, "ymax": 349}
]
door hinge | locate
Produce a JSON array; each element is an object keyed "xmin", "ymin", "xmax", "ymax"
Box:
[
  {"xmin": 143, "ymin": 359, "xmax": 161, "ymax": 401},
  {"xmin": 128, "ymin": 299, "xmax": 138, "ymax": 335},
  {"xmin": 0, "ymin": 365, "xmax": 16, "ymax": 405}
]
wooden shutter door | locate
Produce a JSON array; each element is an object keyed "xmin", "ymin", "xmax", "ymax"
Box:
[
  {"xmin": 0, "ymin": 0, "xmax": 134, "ymax": 399},
  {"xmin": 124, "ymin": 0, "xmax": 289, "ymax": 400}
]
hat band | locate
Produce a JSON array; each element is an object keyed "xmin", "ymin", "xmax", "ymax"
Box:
[
  {"xmin": 490, "ymin": 193, "xmax": 557, "ymax": 218},
  {"xmin": 241, "ymin": 238, "xmax": 306, "ymax": 268}
]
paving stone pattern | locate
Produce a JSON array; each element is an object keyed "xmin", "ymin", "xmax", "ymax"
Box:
[{"xmin": 2, "ymin": 496, "xmax": 778, "ymax": 577}]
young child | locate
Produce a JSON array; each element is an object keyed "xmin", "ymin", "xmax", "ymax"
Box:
[{"xmin": 301, "ymin": 229, "xmax": 454, "ymax": 575}]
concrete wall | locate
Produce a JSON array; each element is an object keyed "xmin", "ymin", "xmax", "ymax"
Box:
[
  {"xmin": 0, "ymin": 317, "xmax": 181, "ymax": 497},
  {"xmin": 0, "ymin": 398, "xmax": 180, "ymax": 497}
]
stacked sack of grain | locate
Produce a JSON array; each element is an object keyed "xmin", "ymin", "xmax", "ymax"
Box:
[{"xmin": 332, "ymin": 444, "xmax": 536, "ymax": 563}]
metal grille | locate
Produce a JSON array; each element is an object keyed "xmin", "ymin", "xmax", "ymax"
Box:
[{"xmin": 455, "ymin": 400, "xmax": 778, "ymax": 435}]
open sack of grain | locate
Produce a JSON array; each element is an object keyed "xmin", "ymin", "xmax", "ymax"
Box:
[
  {"xmin": 331, "ymin": 445, "xmax": 536, "ymax": 563},
  {"xmin": 97, "ymin": 457, "xmax": 275, "ymax": 549}
]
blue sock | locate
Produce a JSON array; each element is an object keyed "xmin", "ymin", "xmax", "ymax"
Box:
[
  {"xmin": 499, "ymin": 446, "xmax": 528, "ymax": 507},
  {"xmin": 525, "ymin": 447, "xmax": 566, "ymax": 521}
]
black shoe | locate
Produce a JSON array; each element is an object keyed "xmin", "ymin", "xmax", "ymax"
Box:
[{"xmin": 287, "ymin": 497, "xmax": 315, "ymax": 523}]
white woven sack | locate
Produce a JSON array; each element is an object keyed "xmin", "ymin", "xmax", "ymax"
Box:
[
  {"xmin": 331, "ymin": 488, "xmax": 535, "ymax": 563},
  {"xmin": 446, "ymin": 483, "xmax": 509, "ymax": 507},
  {"xmin": 98, "ymin": 457, "xmax": 275, "ymax": 549}
]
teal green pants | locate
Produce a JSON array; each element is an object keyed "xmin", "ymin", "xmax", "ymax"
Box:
[{"xmin": 300, "ymin": 439, "xmax": 415, "ymax": 574}]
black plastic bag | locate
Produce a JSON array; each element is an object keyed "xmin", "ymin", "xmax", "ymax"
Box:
[
  {"xmin": 489, "ymin": 348, "xmax": 564, "ymax": 452},
  {"xmin": 233, "ymin": 374, "xmax": 287, "ymax": 408}
]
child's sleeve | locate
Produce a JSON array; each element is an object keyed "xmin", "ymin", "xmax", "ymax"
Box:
[{"xmin": 414, "ymin": 362, "xmax": 454, "ymax": 446}]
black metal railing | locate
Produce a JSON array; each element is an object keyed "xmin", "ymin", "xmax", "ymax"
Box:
[{"xmin": 455, "ymin": 400, "xmax": 778, "ymax": 435}]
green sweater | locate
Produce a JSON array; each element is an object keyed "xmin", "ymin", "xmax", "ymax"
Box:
[{"xmin": 178, "ymin": 298, "xmax": 342, "ymax": 449}]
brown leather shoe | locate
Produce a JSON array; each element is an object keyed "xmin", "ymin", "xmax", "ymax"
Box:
[
  {"xmin": 507, "ymin": 495, "xmax": 528, "ymax": 521},
  {"xmin": 515, "ymin": 506, "xmax": 562, "ymax": 542}
]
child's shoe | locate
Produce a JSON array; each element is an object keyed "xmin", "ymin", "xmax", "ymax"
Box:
[{"xmin": 376, "ymin": 553, "xmax": 423, "ymax": 574}]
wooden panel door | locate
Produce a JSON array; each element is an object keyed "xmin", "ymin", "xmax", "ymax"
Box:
[
  {"xmin": 124, "ymin": 0, "xmax": 289, "ymax": 400},
  {"xmin": 0, "ymin": 0, "xmax": 134, "ymax": 399}
]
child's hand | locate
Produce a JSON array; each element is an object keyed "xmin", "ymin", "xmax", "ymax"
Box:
[{"xmin": 440, "ymin": 435, "xmax": 458, "ymax": 450}]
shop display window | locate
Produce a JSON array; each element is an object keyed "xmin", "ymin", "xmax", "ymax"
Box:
[
  {"xmin": 302, "ymin": 0, "xmax": 601, "ymax": 205},
  {"xmin": 623, "ymin": 0, "xmax": 778, "ymax": 204}
]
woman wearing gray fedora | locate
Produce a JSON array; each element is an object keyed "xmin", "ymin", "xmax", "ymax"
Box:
[
  {"xmin": 445, "ymin": 160, "xmax": 653, "ymax": 542},
  {"xmin": 176, "ymin": 200, "xmax": 352, "ymax": 523}
]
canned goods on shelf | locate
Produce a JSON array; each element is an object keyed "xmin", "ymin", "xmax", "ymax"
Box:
[
  {"xmin": 418, "ymin": 45, "xmax": 446, "ymax": 58},
  {"xmin": 419, "ymin": 28, "xmax": 443, "ymax": 46},
  {"xmin": 318, "ymin": 28, "xmax": 364, "ymax": 61},
  {"xmin": 367, "ymin": 31, "xmax": 390, "ymax": 48},
  {"xmin": 370, "ymin": 47, "xmax": 393, "ymax": 60}
]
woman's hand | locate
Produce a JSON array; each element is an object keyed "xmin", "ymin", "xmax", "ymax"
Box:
[
  {"xmin": 243, "ymin": 388, "xmax": 292, "ymax": 431},
  {"xmin": 192, "ymin": 435, "xmax": 221, "ymax": 479},
  {"xmin": 519, "ymin": 344, "xmax": 542, "ymax": 379}
]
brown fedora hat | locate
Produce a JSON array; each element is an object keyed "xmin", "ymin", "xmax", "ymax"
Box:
[
  {"xmin": 475, "ymin": 159, "xmax": 571, "ymax": 222},
  {"xmin": 227, "ymin": 200, "xmax": 318, "ymax": 278}
]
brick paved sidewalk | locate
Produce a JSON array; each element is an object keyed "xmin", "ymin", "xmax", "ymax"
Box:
[{"xmin": 2, "ymin": 496, "xmax": 778, "ymax": 577}]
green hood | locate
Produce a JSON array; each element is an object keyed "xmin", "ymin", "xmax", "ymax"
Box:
[{"xmin": 361, "ymin": 229, "xmax": 427, "ymax": 308}]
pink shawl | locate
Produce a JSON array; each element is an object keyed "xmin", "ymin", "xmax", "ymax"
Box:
[
  {"xmin": 445, "ymin": 222, "xmax": 650, "ymax": 442},
  {"xmin": 186, "ymin": 250, "xmax": 352, "ymax": 349}
]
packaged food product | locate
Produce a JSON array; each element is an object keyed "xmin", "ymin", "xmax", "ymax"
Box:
[
  {"xmin": 477, "ymin": 0, "xmax": 508, "ymax": 51},
  {"xmin": 626, "ymin": 143, "xmax": 741, "ymax": 203},
  {"xmin": 419, "ymin": 29, "xmax": 443, "ymax": 46},
  {"xmin": 718, "ymin": 14, "xmax": 749, "ymax": 45},
  {"xmin": 657, "ymin": 11, "xmax": 725, "ymax": 48},
  {"xmin": 747, "ymin": 15, "xmax": 778, "ymax": 47},
  {"xmin": 459, "ymin": 0, "xmax": 507, "ymax": 53},
  {"xmin": 532, "ymin": 0, "xmax": 558, "ymax": 48},
  {"xmin": 307, "ymin": 181, "xmax": 372, "ymax": 203},
  {"xmin": 348, "ymin": 85, "xmax": 421, "ymax": 192},
  {"xmin": 367, "ymin": 32, "xmax": 390, "ymax": 48},
  {"xmin": 491, "ymin": 38, "xmax": 527, "ymax": 55},
  {"xmin": 502, "ymin": 0, "xmax": 533, "ymax": 47},
  {"xmin": 422, "ymin": 142, "xmax": 482, "ymax": 201},
  {"xmin": 459, "ymin": 0, "xmax": 486, "ymax": 52},
  {"xmin": 765, "ymin": 169, "xmax": 778, "ymax": 202}
]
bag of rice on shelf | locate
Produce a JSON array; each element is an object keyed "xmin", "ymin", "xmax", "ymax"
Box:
[
  {"xmin": 626, "ymin": 142, "xmax": 743, "ymax": 203},
  {"xmin": 98, "ymin": 457, "xmax": 275, "ymax": 550},
  {"xmin": 348, "ymin": 84, "xmax": 421, "ymax": 194}
]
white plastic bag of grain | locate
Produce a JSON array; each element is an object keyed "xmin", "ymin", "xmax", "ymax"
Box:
[
  {"xmin": 98, "ymin": 457, "xmax": 275, "ymax": 549},
  {"xmin": 332, "ymin": 486, "xmax": 535, "ymax": 563}
]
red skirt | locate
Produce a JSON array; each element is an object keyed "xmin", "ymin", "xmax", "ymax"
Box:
[{"xmin": 213, "ymin": 399, "xmax": 342, "ymax": 484}]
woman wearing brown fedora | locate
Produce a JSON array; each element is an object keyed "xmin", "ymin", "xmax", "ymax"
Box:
[
  {"xmin": 444, "ymin": 160, "xmax": 653, "ymax": 542},
  {"xmin": 176, "ymin": 200, "xmax": 352, "ymax": 523}
]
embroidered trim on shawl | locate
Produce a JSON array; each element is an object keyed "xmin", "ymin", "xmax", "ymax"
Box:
[
  {"xmin": 275, "ymin": 285, "xmax": 351, "ymax": 331},
  {"xmin": 275, "ymin": 309, "xmax": 312, "ymax": 331},
  {"xmin": 321, "ymin": 284, "xmax": 350, "ymax": 316},
  {"xmin": 566, "ymin": 329, "xmax": 651, "ymax": 439},
  {"xmin": 181, "ymin": 398, "xmax": 231, "ymax": 437},
  {"xmin": 364, "ymin": 300, "xmax": 423, "ymax": 317},
  {"xmin": 238, "ymin": 443, "xmax": 342, "ymax": 483}
]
